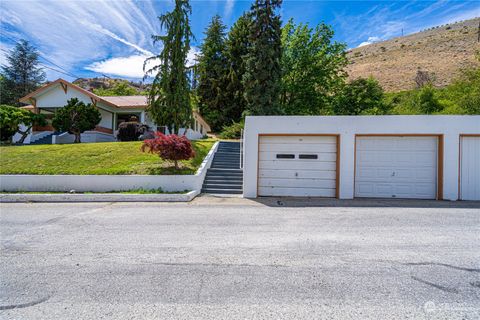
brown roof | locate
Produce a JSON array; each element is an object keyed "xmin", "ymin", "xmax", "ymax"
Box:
[
  {"xmin": 19, "ymin": 78, "xmax": 148, "ymax": 109},
  {"xmin": 101, "ymin": 96, "xmax": 147, "ymax": 109}
]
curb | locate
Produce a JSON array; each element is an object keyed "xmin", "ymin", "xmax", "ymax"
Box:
[{"xmin": 0, "ymin": 190, "xmax": 200, "ymax": 203}]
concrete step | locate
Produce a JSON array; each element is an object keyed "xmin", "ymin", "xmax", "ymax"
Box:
[
  {"xmin": 204, "ymin": 177, "xmax": 241, "ymax": 182},
  {"xmin": 202, "ymin": 183, "xmax": 242, "ymax": 190},
  {"xmin": 201, "ymin": 188, "xmax": 243, "ymax": 194},
  {"xmin": 214, "ymin": 154, "xmax": 240, "ymax": 158},
  {"xmin": 203, "ymin": 180, "xmax": 243, "ymax": 189},
  {"xmin": 204, "ymin": 175, "xmax": 243, "ymax": 180},
  {"xmin": 207, "ymin": 169, "xmax": 243, "ymax": 173},
  {"xmin": 212, "ymin": 161, "xmax": 240, "ymax": 164}
]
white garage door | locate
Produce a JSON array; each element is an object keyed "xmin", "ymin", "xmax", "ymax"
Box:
[
  {"xmin": 258, "ymin": 135, "xmax": 337, "ymax": 197},
  {"xmin": 460, "ymin": 136, "xmax": 480, "ymax": 200},
  {"xmin": 355, "ymin": 136, "xmax": 438, "ymax": 199}
]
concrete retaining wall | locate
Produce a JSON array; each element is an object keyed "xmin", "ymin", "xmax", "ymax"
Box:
[{"xmin": 0, "ymin": 141, "xmax": 219, "ymax": 193}]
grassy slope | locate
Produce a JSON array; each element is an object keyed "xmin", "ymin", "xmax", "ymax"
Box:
[
  {"xmin": 0, "ymin": 139, "xmax": 216, "ymax": 175},
  {"xmin": 347, "ymin": 18, "xmax": 480, "ymax": 92}
]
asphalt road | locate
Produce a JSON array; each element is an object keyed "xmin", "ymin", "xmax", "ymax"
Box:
[{"xmin": 1, "ymin": 197, "xmax": 479, "ymax": 319}]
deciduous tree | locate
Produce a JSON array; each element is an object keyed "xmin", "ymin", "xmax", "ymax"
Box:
[
  {"xmin": 141, "ymin": 132, "xmax": 195, "ymax": 170},
  {"xmin": 0, "ymin": 105, "xmax": 46, "ymax": 143},
  {"xmin": 281, "ymin": 19, "xmax": 348, "ymax": 115},
  {"xmin": 333, "ymin": 77, "xmax": 389, "ymax": 115}
]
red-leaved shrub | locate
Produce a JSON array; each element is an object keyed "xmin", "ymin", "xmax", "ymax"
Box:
[{"xmin": 141, "ymin": 132, "xmax": 195, "ymax": 170}]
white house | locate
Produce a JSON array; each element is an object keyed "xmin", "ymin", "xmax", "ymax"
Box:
[
  {"xmin": 16, "ymin": 78, "xmax": 211, "ymax": 144},
  {"xmin": 242, "ymin": 115, "xmax": 480, "ymax": 201}
]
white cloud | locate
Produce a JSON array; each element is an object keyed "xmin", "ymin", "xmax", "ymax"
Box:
[
  {"xmin": 81, "ymin": 21, "xmax": 154, "ymax": 56},
  {"xmin": 86, "ymin": 47, "xmax": 200, "ymax": 79},
  {"xmin": 85, "ymin": 54, "xmax": 151, "ymax": 78},
  {"xmin": 0, "ymin": 0, "xmax": 161, "ymax": 79},
  {"xmin": 334, "ymin": 1, "xmax": 478, "ymax": 47},
  {"xmin": 224, "ymin": 0, "xmax": 235, "ymax": 19},
  {"xmin": 357, "ymin": 36, "xmax": 381, "ymax": 47}
]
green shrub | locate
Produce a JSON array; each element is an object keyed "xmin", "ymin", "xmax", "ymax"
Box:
[
  {"xmin": 219, "ymin": 121, "xmax": 244, "ymax": 139},
  {"xmin": 413, "ymin": 85, "xmax": 443, "ymax": 114},
  {"xmin": 333, "ymin": 77, "xmax": 390, "ymax": 115}
]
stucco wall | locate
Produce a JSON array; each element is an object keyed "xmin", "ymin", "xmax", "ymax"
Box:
[
  {"xmin": 36, "ymin": 84, "xmax": 92, "ymax": 108},
  {"xmin": 243, "ymin": 115, "xmax": 480, "ymax": 200},
  {"xmin": 98, "ymin": 108, "xmax": 113, "ymax": 129}
]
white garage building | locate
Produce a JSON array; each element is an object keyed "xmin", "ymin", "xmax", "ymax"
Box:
[{"xmin": 242, "ymin": 116, "xmax": 480, "ymax": 201}]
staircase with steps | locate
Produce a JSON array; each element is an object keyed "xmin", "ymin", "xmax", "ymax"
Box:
[
  {"xmin": 201, "ymin": 141, "xmax": 243, "ymax": 195},
  {"xmin": 29, "ymin": 133, "xmax": 54, "ymax": 145}
]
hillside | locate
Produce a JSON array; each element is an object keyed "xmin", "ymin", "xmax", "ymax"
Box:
[
  {"xmin": 346, "ymin": 18, "xmax": 480, "ymax": 92},
  {"xmin": 73, "ymin": 77, "xmax": 150, "ymax": 94}
]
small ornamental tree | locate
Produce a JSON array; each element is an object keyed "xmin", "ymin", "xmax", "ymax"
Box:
[
  {"xmin": 141, "ymin": 133, "xmax": 195, "ymax": 170},
  {"xmin": 52, "ymin": 98, "xmax": 101, "ymax": 143},
  {"xmin": 0, "ymin": 105, "xmax": 46, "ymax": 143}
]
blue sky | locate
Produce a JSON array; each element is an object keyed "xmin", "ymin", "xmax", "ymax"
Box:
[{"xmin": 1, "ymin": 0, "xmax": 478, "ymax": 81}]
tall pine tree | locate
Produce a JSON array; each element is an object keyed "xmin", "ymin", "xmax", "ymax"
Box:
[
  {"xmin": 197, "ymin": 15, "xmax": 228, "ymax": 131},
  {"xmin": 224, "ymin": 13, "xmax": 251, "ymax": 123},
  {"xmin": 243, "ymin": 0, "xmax": 283, "ymax": 115},
  {"xmin": 144, "ymin": 0, "xmax": 193, "ymax": 134},
  {"xmin": 1, "ymin": 39, "xmax": 46, "ymax": 106}
]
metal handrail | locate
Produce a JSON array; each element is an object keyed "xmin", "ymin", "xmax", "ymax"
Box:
[{"xmin": 240, "ymin": 128, "xmax": 244, "ymax": 169}]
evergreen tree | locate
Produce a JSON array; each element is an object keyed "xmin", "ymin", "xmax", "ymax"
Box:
[
  {"xmin": 242, "ymin": 0, "xmax": 283, "ymax": 115},
  {"xmin": 197, "ymin": 15, "xmax": 228, "ymax": 131},
  {"xmin": 52, "ymin": 98, "xmax": 101, "ymax": 143},
  {"xmin": 1, "ymin": 39, "xmax": 46, "ymax": 106},
  {"xmin": 144, "ymin": 0, "xmax": 193, "ymax": 134},
  {"xmin": 224, "ymin": 13, "xmax": 251, "ymax": 123}
]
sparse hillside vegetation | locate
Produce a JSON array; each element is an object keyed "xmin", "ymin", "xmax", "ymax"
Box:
[
  {"xmin": 347, "ymin": 18, "xmax": 480, "ymax": 92},
  {"xmin": 73, "ymin": 78, "xmax": 149, "ymax": 95}
]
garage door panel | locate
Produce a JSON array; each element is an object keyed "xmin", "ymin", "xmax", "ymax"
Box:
[
  {"xmin": 355, "ymin": 136, "xmax": 437, "ymax": 199},
  {"xmin": 258, "ymin": 151, "xmax": 336, "ymax": 161},
  {"xmin": 258, "ymin": 187, "xmax": 336, "ymax": 197},
  {"xmin": 260, "ymin": 136, "xmax": 336, "ymax": 144},
  {"xmin": 460, "ymin": 136, "xmax": 480, "ymax": 200},
  {"xmin": 259, "ymin": 169, "xmax": 336, "ymax": 180},
  {"xmin": 357, "ymin": 151, "xmax": 395, "ymax": 165},
  {"xmin": 259, "ymin": 143, "xmax": 337, "ymax": 153},
  {"xmin": 259, "ymin": 178, "xmax": 336, "ymax": 189},
  {"xmin": 258, "ymin": 135, "xmax": 337, "ymax": 197},
  {"xmin": 259, "ymin": 160, "xmax": 336, "ymax": 170}
]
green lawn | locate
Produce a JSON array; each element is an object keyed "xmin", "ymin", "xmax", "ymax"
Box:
[{"xmin": 0, "ymin": 139, "xmax": 216, "ymax": 175}]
